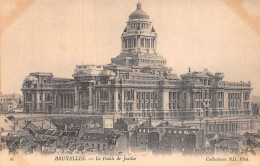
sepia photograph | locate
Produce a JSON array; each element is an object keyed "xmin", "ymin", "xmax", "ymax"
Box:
[{"xmin": 0, "ymin": 0, "xmax": 260, "ymax": 166}]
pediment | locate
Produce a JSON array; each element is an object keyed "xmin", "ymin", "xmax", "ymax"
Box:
[
  {"xmin": 197, "ymin": 69, "xmax": 214, "ymax": 78},
  {"xmin": 73, "ymin": 70, "xmax": 89, "ymax": 78}
]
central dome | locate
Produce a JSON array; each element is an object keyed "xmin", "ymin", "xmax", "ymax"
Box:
[{"xmin": 129, "ymin": 3, "xmax": 150, "ymax": 20}]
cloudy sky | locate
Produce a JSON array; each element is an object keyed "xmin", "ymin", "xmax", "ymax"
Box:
[{"xmin": 1, "ymin": 0, "xmax": 260, "ymax": 95}]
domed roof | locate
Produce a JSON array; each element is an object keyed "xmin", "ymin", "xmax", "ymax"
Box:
[{"xmin": 129, "ymin": 3, "xmax": 149, "ymax": 20}]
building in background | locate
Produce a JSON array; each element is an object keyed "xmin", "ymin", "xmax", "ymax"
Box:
[
  {"xmin": 21, "ymin": 3, "xmax": 253, "ymax": 123},
  {"xmin": 0, "ymin": 92, "xmax": 23, "ymax": 113}
]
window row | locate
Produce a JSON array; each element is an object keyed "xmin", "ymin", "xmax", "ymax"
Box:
[
  {"xmin": 136, "ymin": 102, "xmax": 158, "ymax": 109},
  {"xmin": 169, "ymin": 92, "xmax": 180, "ymax": 101},
  {"xmin": 228, "ymin": 93, "xmax": 241, "ymax": 100},
  {"xmin": 137, "ymin": 92, "xmax": 158, "ymax": 100},
  {"xmin": 129, "ymin": 22, "xmax": 149, "ymax": 30}
]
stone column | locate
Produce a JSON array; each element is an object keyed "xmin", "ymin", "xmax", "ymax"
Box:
[
  {"xmin": 70, "ymin": 94, "xmax": 72, "ymax": 109},
  {"xmin": 42, "ymin": 92, "xmax": 46, "ymax": 110},
  {"xmin": 67, "ymin": 94, "xmax": 69, "ymax": 109},
  {"xmin": 23, "ymin": 92, "xmax": 26, "ymax": 108},
  {"xmin": 186, "ymin": 91, "xmax": 191, "ymax": 109},
  {"xmin": 94, "ymin": 91, "xmax": 96, "ymax": 110},
  {"xmin": 162, "ymin": 90, "xmax": 169, "ymax": 111},
  {"xmin": 241, "ymin": 92, "xmax": 244, "ymax": 113},
  {"xmin": 114, "ymin": 89, "xmax": 118, "ymax": 112},
  {"xmin": 108, "ymin": 90, "xmax": 111, "ymax": 111},
  {"xmin": 89, "ymin": 86, "xmax": 92, "ymax": 106},
  {"xmin": 122, "ymin": 89, "xmax": 125, "ymax": 111},
  {"xmin": 97, "ymin": 90, "xmax": 100, "ymax": 110},
  {"xmin": 36, "ymin": 91, "xmax": 40, "ymax": 111},
  {"xmin": 88, "ymin": 82, "xmax": 93, "ymax": 113},
  {"xmin": 192, "ymin": 93, "xmax": 196, "ymax": 109},
  {"xmin": 53, "ymin": 92, "xmax": 56, "ymax": 108},
  {"xmin": 155, "ymin": 37, "xmax": 157, "ymax": 49},
  {"xmin": 65, "ymin": 94, "xmax": 67, "ymax": 109},
  {"xmin": 60, "ymin": 94, "xmax": 62, "ymax": 109},
  {"xmin": 74, "ymin": 85, "xmax": 79, "ymax": 112},
  {"xmin": 248, "ymin": 92, "xmax": 251, "ymax": 110},
  {"xmin": 79, "ymin": 93, "xmax": 81, "ymax": 109},
  {"xmin": 72, "ymin": 94, "xmax": 75, "ymax": 108},
  {"xmin": 133, "ymin": 90, "xmax": 137, "ymax": 110},
  {"xmin": 215, "ymin": 92, "xmax": 218, "ymax": 109},
  {"xmin": 31, "ymin": 92, "xmax": 35, "ymax": 112},
  {"xmin": 137, "ymin": 37, "xmax": 140, "ymax": 50},
  {"xmin": 23, "ymin": 92, "xmax": 26, "ymax": 112},
  {"xmin": 63, "ymin": 94, "xmax": 66, "ymax": 109}
]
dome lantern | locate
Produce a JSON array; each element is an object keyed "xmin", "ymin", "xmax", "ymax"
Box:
[{"xmin": 129, "ymin": 2, "xmax": 150, "ymax": 20}]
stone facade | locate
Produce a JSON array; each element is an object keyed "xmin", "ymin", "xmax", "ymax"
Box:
[{"xmin": 21, "ymin": 3, "xmax": 252, "ymax": 121}]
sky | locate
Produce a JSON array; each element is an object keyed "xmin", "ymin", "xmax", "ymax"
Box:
[{"xmin": 1, "ymin": 0, "xmax": 260, "ymax": 95}]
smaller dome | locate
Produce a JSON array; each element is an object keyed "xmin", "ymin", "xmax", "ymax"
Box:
[{"xmin": 129, "ymin": 3, "xmax": 150, "ymax": 20}]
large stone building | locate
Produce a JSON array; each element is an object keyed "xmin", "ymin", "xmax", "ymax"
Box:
[{"xmin": 21, "ymin": 3, "xmax": 252, "ymax": 121}]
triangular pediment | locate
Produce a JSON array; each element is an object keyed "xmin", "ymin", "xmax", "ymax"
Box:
[
  {"xmin": 197, "ymin": 69, "xmax": 214, "ymax": 78},
  {"xmin": 73, "ymin": 70, "xmax": 89, "ymax": 78}
]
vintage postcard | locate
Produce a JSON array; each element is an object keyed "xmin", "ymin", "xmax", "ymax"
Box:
[{"xmin": 0, "ymin": 0, "xmax": 260, "ymax": 166}]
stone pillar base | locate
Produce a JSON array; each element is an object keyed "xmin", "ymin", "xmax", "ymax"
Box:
[
  {"xmin": 87, "ymin": 105, "xmax": 93, "ymax": 114},
  {"xmin": 74, "ymin": 106, "xmax": 79, "ymax": 112}
]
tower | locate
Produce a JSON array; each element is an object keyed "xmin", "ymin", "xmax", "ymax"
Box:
[
  {"xmin": 111, "ymin": 2, "xmax": 168, "ymax": 69},
  {"xmin": 122, "ymin": 2, "xmax": 157, "ymax": 54}
]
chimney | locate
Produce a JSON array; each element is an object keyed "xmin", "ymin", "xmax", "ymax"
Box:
[
  {"xmin": 189, "ymin": 67, "xmax": 191, "ymax": 73},
  {"xmin": 42, "ymin": 121, "xmax": 44, "ymax": 130}
]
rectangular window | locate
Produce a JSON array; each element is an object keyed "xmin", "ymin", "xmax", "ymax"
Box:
[
  {"xmin": 177, "ymin": 102, "xmax": 180, "ymax": 109},
  {"xmin": 141, "ymin": 38, "xmax": 144, "ymax": 47},
  {"xmin": 127, "ymin": 91, "xmax": 131, "ymax": 100}
]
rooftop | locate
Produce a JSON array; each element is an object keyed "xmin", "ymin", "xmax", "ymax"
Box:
[{"xmin": 129, "ymin": 3, "xmax": 150, "ymax": 20}]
